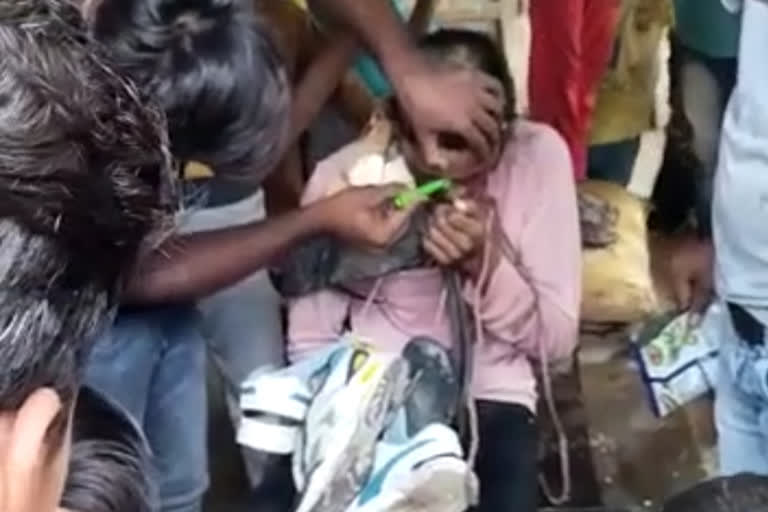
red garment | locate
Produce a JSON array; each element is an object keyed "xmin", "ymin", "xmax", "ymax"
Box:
[{"xmin": 528, "ymin": 0, "xmax": 620, "ymax": 181}]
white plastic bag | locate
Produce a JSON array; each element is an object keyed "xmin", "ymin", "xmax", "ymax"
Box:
[{"xmin": 633, "ymin": 305, "xmax": 720, "ymax": 417}]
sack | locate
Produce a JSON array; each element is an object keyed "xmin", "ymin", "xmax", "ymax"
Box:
[{"xmin": 580, "ymin": 180, "xmax": 658, "ymax": 323}]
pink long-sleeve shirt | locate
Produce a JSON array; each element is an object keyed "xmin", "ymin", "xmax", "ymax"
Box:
[{"xmin": 288, "ymin": 120, "xmax": 581, "ymax": 412}]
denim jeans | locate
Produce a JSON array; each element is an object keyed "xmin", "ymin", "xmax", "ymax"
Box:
[
  {"xmin": 180, "ymin": 191, "xmax": 285, "ymax": 489},
  {"xmin": 86, "ymin": 191, "xmax": 284, "ymax": 511},
  {"xmin": 708, "ymin": 301, "xmax": 768, "ymax": 475},
  {"xmin": 86, "ymin": 304, "xmax": 208, "ymax": 512}
]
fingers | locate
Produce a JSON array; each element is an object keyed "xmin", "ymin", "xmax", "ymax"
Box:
[
  {"xmin": 472, "ymin": 108, "xmax": 501, "ymax": 156},
  {"xmin": 475, "ymin": 73, "xmax": 505, "ymax": 119},
  {"xmin": 423, "ymin": 206, "xmax": 476, "ymax": 266},
  {"xmin": 689, "ymin": 278, "xmax": 713, "ymax": 316},
  {"xmin": 672, "ymin": 276, "xmax": 692, "ymax": 313},
  {"xmin": 422, "ymin": 237, "xmax": 452, "ymax": 265},
  {"xmin": 370, "ymin": 183, "xmax": 410, "ymax": 204}
]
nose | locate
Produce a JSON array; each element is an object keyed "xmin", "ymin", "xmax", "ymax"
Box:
[{"xmin": 423, "ymin": 147, "xmax": 448, "ymax": 172}]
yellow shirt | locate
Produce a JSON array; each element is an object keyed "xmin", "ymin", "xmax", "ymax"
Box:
[{"xmin": 590, "ymin": 0, "xmax": 673, "ymax": 145}]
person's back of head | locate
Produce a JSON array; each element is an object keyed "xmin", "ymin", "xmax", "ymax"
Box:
[
  {"xmin": 0, "ymin": 1, "xmax": 172, "ymax": 509},
  {"xmin": 663, "ymin": 474, "xmax": 768, "ymax": 512},
  {"xmin": 90, "ymin": 0, "xmax": 290, "ymax": 184},
  {"xmin": 61, "ymin": 387, "xmax": 153, "ymax": 512}
]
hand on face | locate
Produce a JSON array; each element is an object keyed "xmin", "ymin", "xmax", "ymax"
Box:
[
  {"xmin": 316, "ymin": 184, "xmax": 418, "ymax": 249},
  {"xmin": 422, "ymin": 194, "xmax": 495, "ymax": 278},
  {"xmin": 394, "ymin": 57, "xmax": 504, "ymax": 169}
]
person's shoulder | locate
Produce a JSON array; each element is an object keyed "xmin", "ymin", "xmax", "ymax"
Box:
[{"xmin": 502, "ymin": 119, "xmax": 573, "ymax": 181}]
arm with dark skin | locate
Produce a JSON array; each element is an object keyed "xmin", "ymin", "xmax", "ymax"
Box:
[
  {"xmin": 123, "ymin": 185, "xmax": 413, "ymax": 305},
  {"xmin": 290, "ymin": 0, "xmax": 435, "ymax": 147},
  {"xmin": 308, "ymin": 0, "xmax": 504, "ymax": 159}
]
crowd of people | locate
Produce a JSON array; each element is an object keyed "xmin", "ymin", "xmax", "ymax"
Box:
[{"xmin": 1, "ymin": 0, "xmax": 768, "ymax": 511}]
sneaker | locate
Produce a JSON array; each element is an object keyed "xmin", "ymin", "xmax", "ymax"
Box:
[
  {"xmin": 398, "ymin": 337, "xmax": 460, "ymax": 439},
  {"xmin": 237, "ymin": 366, "xmax": 311, "ymax": 455},
  {"xmin": 294, "ymin": 341, "xmax": 410, "ymax": 512},
  {"xmin": 347, "ymin": 423, "xmax": 478, "ymax": 512},
  {"xmin": 237, "ymin": 344, "xmax": 349, "ymax": 455}
]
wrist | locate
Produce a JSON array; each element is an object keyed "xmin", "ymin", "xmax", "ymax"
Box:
[
  {"xmin": 379, "ymin": 39, "xmax": 423, "ymax": 90},
  {"xmin": 303, "ymin": 197, "xmax": 336, "ymax": 235}
]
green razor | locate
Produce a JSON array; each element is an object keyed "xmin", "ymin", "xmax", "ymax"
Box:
[{"xmin": 393, "ymin": 178, "xmax": 452, "ymax": 209}]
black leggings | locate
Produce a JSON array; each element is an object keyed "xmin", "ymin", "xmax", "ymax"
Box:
[{"xmin": 471, "ymin": 400, "xmax": 539, "ymax": 512}]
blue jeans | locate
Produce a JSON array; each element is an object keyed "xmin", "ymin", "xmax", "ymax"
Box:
[
  {"xmin": 709, "ymin": 302, "xmax": 768, "ymax": 475},
  {"xmin": 86, "ymin": 304, "xmax": 208, "ymax": 512},
  {"xmin": 180, "ymin": 192, "xmax": 286, "ymax": 489}
]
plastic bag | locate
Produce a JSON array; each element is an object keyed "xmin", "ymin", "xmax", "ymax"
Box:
[
  {"xmin": 580, "ymin": 180, "xmax": 658, "ymax": 323},
  {"xmin": 632, "ymin": 307, "xmax": 719, "ymax": 417}
]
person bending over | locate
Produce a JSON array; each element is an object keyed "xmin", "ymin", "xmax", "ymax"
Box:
[
  {"xmin": 0, "ymin": 1, "xmax": 173, "ymax": 511},
  {"xmin": 287, "ymin": 29, "xmax": 581, "ymax": 512}
]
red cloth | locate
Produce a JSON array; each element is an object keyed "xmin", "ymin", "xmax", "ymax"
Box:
[{"xmin": 528, "ymin": 0, "xmax": 620, "ymax": 181}]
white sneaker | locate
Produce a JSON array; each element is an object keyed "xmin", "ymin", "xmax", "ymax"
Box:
[
  {"xmin": 348, "ymin": 423, "xmax": 478, "ymax": 512},
  {"xmin": 237, "ymin": 344, "xmax": 347, "ymax": 455},
  {"xmin": 294, "ymin": 342, "xmax": 410, "ymax": 512},
  {"xmin": 237, "ymin": 367, "xmax": 311, "ymax": 455}
]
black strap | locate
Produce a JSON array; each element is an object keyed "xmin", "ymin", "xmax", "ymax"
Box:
[
  {"xmin": 444, "ymin": 269, "xmax": 474, "ymax": 438},
  {"xmin": 727, "ymin": 302, "xmax": 765, "ymax": 347}
]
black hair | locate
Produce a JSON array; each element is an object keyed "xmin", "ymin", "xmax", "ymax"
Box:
[
  {"xmin": 418, "ymin": 29, "xmax": 516, "ymax": 119},
  {"xmin": 62, "ymin": 387, "xmax": 153, "ymax": 512},
  {"xmin": 0, "ymin": 0, "xmax": 174, "ymax": 411},
  {"xmin": 90, "ymin": 0, "xmax": 290, "ymax": 184},
  {"xmin": 662, "ymin": 474, "xmax": 768, "ymax": 512}
]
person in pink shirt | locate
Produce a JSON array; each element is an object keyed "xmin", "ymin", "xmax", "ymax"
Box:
[{"xmin": 287, "ymin": 29, "xmax": 581, "ymax": 512}]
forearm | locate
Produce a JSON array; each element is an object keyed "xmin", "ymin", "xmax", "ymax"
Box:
[
  {"xmin": 290, "ymin": 35, "xmax": 359, "ymax": 145},
  {"xmin": 307, "ymin": 0, "xmax": 420, "ymax": 80},
  {"xmin": 408, "ymin": 0, "xmax": 435, "ymax": 34},
  {"xmin": 123, "ymin": 204, "xmax": 326, "ymax": 305}
]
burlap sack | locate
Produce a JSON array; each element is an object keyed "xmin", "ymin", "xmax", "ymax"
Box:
[{"xmin": 580, "ymin": 181, "xmax": 658, "ymax": 324}]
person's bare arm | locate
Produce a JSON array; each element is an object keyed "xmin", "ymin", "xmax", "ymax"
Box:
[
  {"xmin": 123, "ymin": 203, "xmax": 324, "ymax": 304},
  {"xmin": 308, "ymin": 0, "xmax": 503, "ymax": 160},
  {"xmin": 407, "ymin": 0, "xmax": 435, "ymax": 35},
  {"xmin": 123, "ymin": 184, "xmax": 413, "ymax": 305},
  {"xmin": 290, "ymin": 35, "xmax": 359, "ymax": 146}
]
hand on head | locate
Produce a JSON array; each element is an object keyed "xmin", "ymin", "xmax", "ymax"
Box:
[{"xmin": 394, "ymin": 57, "xmax": 504, "ymax": 167}]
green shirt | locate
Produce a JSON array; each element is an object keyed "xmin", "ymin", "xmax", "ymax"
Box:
[{"xmin": 674, "ymin": 0, "xmax": 741, "ymax": 58}]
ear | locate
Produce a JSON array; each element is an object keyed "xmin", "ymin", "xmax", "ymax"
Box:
[{"xmin": 4, "ymin": 388, "xmax": 69, "ymax": 512}]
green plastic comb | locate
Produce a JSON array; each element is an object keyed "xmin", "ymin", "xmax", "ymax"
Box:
[{"xmin": 393, "ymin": 178, "xmax": 452, "ymax": 209}]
